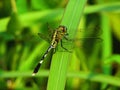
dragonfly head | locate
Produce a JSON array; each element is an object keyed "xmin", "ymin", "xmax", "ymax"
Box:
[{"xmin": 59, "ymin": 25, "xmax": 68, "ymax": 35}]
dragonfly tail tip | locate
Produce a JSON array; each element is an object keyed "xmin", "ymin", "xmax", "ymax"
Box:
[{"xmin": 32, "ymin": 73, "xmax": 36, "ymax": 76}]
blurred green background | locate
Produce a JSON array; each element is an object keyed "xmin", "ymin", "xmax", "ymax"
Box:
[{"xmin": 0, "ymin": 0, "xmax": 120, "ymax": 90}]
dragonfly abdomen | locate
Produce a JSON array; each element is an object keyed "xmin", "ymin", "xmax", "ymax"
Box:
[{"xmin": 32, "ymin": 45, "xmax": 54, "ymax": 76}]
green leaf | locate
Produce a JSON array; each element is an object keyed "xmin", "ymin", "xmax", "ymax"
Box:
[
  {"xmin": 47, "ymin": 0, "xmax": 87, "ymax": 90},
  {"xmin": 16, "ymin": 0, "xmax": 28, "ymax": 13},
  {"xmin": 104, "ymin": 54, "xmax": 120, "ymax": 64},
  {"xmin": 7, "ymin": 13, "xmax": 22, "ymax": 34},
  {"xmin": 0, "ymin": 70, "xmax": 120, "ymax": 87}
]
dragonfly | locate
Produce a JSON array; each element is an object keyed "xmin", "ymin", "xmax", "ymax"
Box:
[
  {"xmin": 32, "ymin": 24, "xmax": 102, "ymax": 76},
  {"xmin": 32, "ymin": 25, "xmax": 70, "ymax": 76}
]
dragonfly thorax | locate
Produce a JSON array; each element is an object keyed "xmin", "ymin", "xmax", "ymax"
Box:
[{"xmin": 51, "ymin": 25, "xmax": 67, "ymax": 48}]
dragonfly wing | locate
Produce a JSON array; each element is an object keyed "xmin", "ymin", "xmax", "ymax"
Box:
[
  {"xmin": 78, "ymin": 27, "xmax": 102, "ymax": 36},
  {"xmin": 77, "ymin": 37, "xmax": 102, "ymax": 45},
  {"xmin": 38, "ymin": 33, "xmax": 51, "ymax": 43},
  {"xmin": 76, "ymin": 37, "xmax": 102, "ymax": 43},
  {"xmin": 57, "ymin": 37, "xmax": 102, "ymax": 52},
  {"xmin": 47, "ymin": 23, "xmax": 55, "ymax": 38}
]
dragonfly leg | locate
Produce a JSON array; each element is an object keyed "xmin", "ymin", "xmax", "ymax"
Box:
[
  {"xmin": 64, "ymin": 35, "xmax": 69, "ymax": 40},
  {"xmin": 60, "ymin": 40, "xmax": 70, "ymax": 52},
  {"xmin": 64, "ymin": 35, "xmax": 73, "ymax": 41}
]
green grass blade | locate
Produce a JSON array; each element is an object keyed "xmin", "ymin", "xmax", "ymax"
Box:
[
  {"xmin": 104, "ymin": 54, "xmax": 120, "ymax": 64},
  {"xmin": 0, "ymin": 9, "xmax": 63, "ymax": 31},
  {"xmin": 0, "ymin": 2, "xmax": 119, "ymax": 32},
  {"xmin": 47, "ymin": 0, "xmax": 87, "ymax": 90},
  {"xmin": 85, "ymin": 2, "xmax": 120, "ymax": 14},
  {"xmin": 101, "ymin": 14, "xmax": 112, "ymax": 74},
  {"xmin": 1, "ymin": 71, "xmax": 120, "ymax": 87},
  {"xmin": 19, "ymin": 41, "xmax": 48, "ymax": 71}
]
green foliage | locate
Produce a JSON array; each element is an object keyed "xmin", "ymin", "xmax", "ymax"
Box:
[
  {"xmin": 47, "ymin": 0, "xmax": 87, "ymax": 90},
  {"xmin": 0, "ymin": 0, "xmax": 120, "ymax": 90}
]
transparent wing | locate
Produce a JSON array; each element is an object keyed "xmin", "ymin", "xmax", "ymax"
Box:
[
  {"xmin": 78, "ymin": 26, "xmax": 102, "ymax": 37},
  {"xmin": 47, "ymin": 23, "xmax": 56, "ymax": 39},
  {"xmin": 57, "ymin": 26, "xmax": 102, "ymax": 52},
  {"xmin": 38, "ymin": 24, "xmax": 56, "ymax": 43},
  {"xmin": 38, "ymin": 33, "xmax": 51, "ymax": 43},
  {"xmin": 57, "ymin": 37, "xmax": 102, "ymax": 52}
]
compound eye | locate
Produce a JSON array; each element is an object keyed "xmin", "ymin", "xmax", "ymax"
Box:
[
  {"xmin": 64, "ymin": 26, "xmax": 67, "ymax": 31},
  {"xmin": 59, "ymin": 25, "xmax": 67, "ymax": 30}
]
